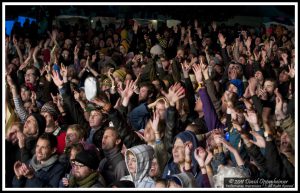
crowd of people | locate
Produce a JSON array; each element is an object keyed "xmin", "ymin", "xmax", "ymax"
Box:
[{"xmin": 4, "ymin": 14, "xmax": 295, "ymax": 188}]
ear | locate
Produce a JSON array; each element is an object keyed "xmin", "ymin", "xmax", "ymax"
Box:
[
  {"xmin": 115, "ymin": 138, "xmax": 121, "ymax": 146},
  {"xmin": 51, "ymin": 147, "xmax": 57, "ymax": 154}
]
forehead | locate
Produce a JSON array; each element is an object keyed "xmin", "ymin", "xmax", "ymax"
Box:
[
  {"xmin": 174, "ymin": 138, "xmax": 184, "ymax": 146},
  {"xmin": 37, "ymin": 138, "xmax": 50, "ymax": 146},
  {"xmin": 264, "ymin": 81, "xmax": 274, "ymax": 86}
]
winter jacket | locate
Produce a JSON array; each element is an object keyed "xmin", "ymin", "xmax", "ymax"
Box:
[
  {"xmin": 162, "ymin": 131, "xmax": 207, "ymax": 187},
  {"xmin": 98, "ymin": 147, "xmax": 129, "ymax": 186},
  {"xmin": 12, "ymin": 154, "xmax": 65, "ymax": 187},
  {"xmin": 121, "ymin": 144, "xmax": 155, "ymax": 188},
  {"xmin": 128, "ymin": 102, "xmax": 151, "ymax": 131}
]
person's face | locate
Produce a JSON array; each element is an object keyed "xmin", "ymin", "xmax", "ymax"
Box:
[
  {"xmin": 25, "ymin": 69, "xmax": 38, "ymax": 85},
  {"xmin": 144, "ymin": 122, "xmax": 155, "ymax": 144},
  {"xmin": 89, "ymin": 110, "xmax": 103, "ymax": 128},
  {"xmin": 127, "ymin": 153, "xmax": 137, "ymax": 175},
  {"xmin": 161, "ymin": 59, "xmax": 170, "ymax": 71},
  {"xmin": 155, "ymin": 102, "xmax": 166, "ymax": 120},
  {"xmin": 176, "ymin": 49, "xmax": 184, "ymax": 59},
  {"xmin": 62, "ymin": 50, "xmax": 70, "ymax": 60},
  {"xmin": 172, "ymin": 138, "xmax": 185, "ymax": 164},
  {"xmin": 168, "ymin": 180, "xmax": 182, "ymax": 188},
  {"xmin": 83, "ymin": 50, "xmax": 90, "ymax": 58},
  {"xmin": 263, "ymin": 80, "xmax": 275, "ymax": 95},
  {"xmin": 149, "ymin": 158, "xmax": 159, "ymax": 177},
  {"xmin": 99, "ymin": 40, "xmax": 105, "ymax": 48},
  {"xmin": 120, "ymin": 45, "xmax": 126, "ymax": 55},
  {"xmin": 93, "ymin": 37, "xmax": 100, "ymax": 46},
  {"xmin": 152, "ymin": 80, "xmax": 161, "ymax": 91},
  {"xmin": 138, "ymin": 86, "xmax": 149, "ymax": 102},
  {"xmin": 11, "ymin": 57, "xmax": 20, "ymax": 66},
  {"xmin": 7, "ymin": 125, "xmax": 21, "ymax": 144},
  {"xmin": 194, "ymin": 95, "xmax": 203, "ymax": 113},
  {"xmin": 238, "ymin": 56, "xmax": 246, "ymax": 65},
  {"xmin": 41, "ymin": 112, "xmax": 55, "ymax": 132},
  {"xmin": 255, "ymin": 71, "xmax": 264, "ymax": 82},
  {"xmin": 280, "ymin": 131, "xmax": 292, "ymax": 153},
  {"xmin": 113, "ymin": 34, "xmax": 119, "ymax": 41},
  {"xmin": 66, "ymin": 128, "xmax": 80, "ymax": 147},
  {"xmin": 20, "ymin": 88, "xmax": 31, "ymax": 102},
  {"xmin": 72, "ymin": 161, "xmax": 93, "ymax": 181},
  {"xmin": 80, "ymin": 59, "xmax": 87, "ymax": 68},
  {"xmin": 106, "ymin": 38, "xmax": 113, "ymax": 47},
  {"xmin": 228, "ymin": 64, "xmax": 242, "ymax": 79},
  {"xmin": 35, "ymin": 138, "xmax": 54, "ymax": 162},
  {"xmin": 255, "ymin": 37, "xmax": 261, "ymax": 46},
  {"xmin": 279, "ymin": 70, "xmax": 289, "ymax": 83},
  {"xmin": 23, "ymin": 116, "xmax": 39, "ymax": 137},
  {"xmin": 102, "ymin": 129, "xmax": 119, "ymax": 151}
]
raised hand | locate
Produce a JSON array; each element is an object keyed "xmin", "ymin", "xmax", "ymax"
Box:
[
  {"xmin": 243, "ymin": 109, "xmax": 259, "ymax": 126},
  {"xmin": 73, "ymin": 90, "xmax": 81, "ymax": 102},
  {"xmin": 194, "ymin": 146, "xmax": 207, "ymax": 164},
  {"xmin": 192, "ymin": 63, "xmax": 203, "ymax": 83},
  {"xmin": 150, "ymin": 111, "xmax": 160, "ymax": 134},
  {"xmin": 220, "ymin": 137, "xmax": 236, "ymax": 153},
  {"xmin": 60, "ymin": 63, "xmax": 68, "ymax": 78},
  {"xmin": 288, "ymin": 65, "xmax": 295, "ymax": 78},
  {"xmin": 249, "ymin": 130, "xmax": 266, "ymax": 148},
  {"xmin": 51, "ymin": 70, "xmax": 64, "ymax": 89},
  {"xmin": 14, "ymin": 161, "xmax": 23, "ymax": 178},
  {"xmin": 161, "ymin": 82, "xmax": 185, "ymax": 106},
  {"xmin": 274, "ymin": 88, "xmax": 286, "ymax": 121},
  {"xmin": 218, "ymin": 33, "xmax": 226, "ymax": 48}
]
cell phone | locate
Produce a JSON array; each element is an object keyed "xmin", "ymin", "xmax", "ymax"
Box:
[
  {"xmin": 53, "ymin": 64, "xmax": 63, "ymax": 80},
  {"xmin": 225, "ymin": 132, "xmax": 230, "ymax": 142}
]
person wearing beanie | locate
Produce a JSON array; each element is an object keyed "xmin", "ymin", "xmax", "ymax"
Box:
[
  {"xmin": 113, "ymin": 69, "xmax": 127, "ymax": 83},
  {"xmin": 12, "ymin": 133, "xmax": 66, "ymax": 187},
  {"xmin": 18, "ymin": 113, "xmax": 47, "ymax": 163},
  {"xmin": 162, "ymin": 130, "xmax": 207, "ymax": 187},
  {"xmin": 167, "ymin": 172, "xmax": 196, "ymax": 188},
  {"xmin": 228, "ymin": 79, "xmax": 244, "ymax": 98},
  {"xmin": 41, "ymin": 101, "xmax": 67, "ymax": 155},
  {"xmin": 67, "ymin": 149, "xmax": 105, "ymax": 188}
]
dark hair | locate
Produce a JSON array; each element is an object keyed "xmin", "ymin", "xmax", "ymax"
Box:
[
  {"xmin": 25, "ymin": 66, "xmax": 40, "ymax": 77},
  {"xmin": 38, "ymin": 133, "xmax": 57, "ymax": 149},
  {"xmin": 104, "ymin": 127, "xmax": 123, "ymax": 149},
  {"xmin": 139, "ymin": 82, "xmax": 157, "ymax": 101}
]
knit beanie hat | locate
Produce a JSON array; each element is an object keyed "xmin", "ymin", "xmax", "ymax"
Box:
[
  {"xmin": 29, "ymin": 113, "xmax": 46, "ymax": 137},
  {"xmin": 113, "ymin": 69, "xmax": 127, "ymax": 82},
  {"xmin": 40, "ymin": 101, "xmax": 59, "ymax": 121},
  {"xmin": 74, "ymin": 149, "xmax": 100, "ymax": 170},
  {"xmin": 229, "ymin": 79, "xmax": 244, "ymax": 98}
]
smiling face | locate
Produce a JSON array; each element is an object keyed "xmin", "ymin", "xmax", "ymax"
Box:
[
  {"xmin": 23, "ymin": 115, "xmax": 39, "ymax": 138},
  {"xmin": 35, "ymin": 138, "xmax": 55, "ymax": 163}
]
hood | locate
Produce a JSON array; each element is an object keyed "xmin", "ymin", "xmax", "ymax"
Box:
[
  {"xmin": 125, "ymin": 144, "xmax": 154, "ymax": 184},
  {"xmin": 170, "ymin": 172, "xmax": 196, "ymax": 188},
  {"xmin": 174, "ymin": 131, "xmax": 200, "ymax": 174},
  {"xmin": 229, "ymin": 79, "xmax": 244, "ymax": 98}
]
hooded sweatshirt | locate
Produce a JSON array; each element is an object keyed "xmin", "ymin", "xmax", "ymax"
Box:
[
  {"xmin": 121, "ymin": 144, "xmax": 155, "ymax": 188},
  {"xmin": 170, "ymin": 172, "xmax": 196, "ymax": 188},
  {"xmin": 163, "ymin": 130, "xmax": 207, "ymax": 187}
]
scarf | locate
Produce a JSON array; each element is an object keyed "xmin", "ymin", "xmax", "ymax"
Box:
[
  {"xmin": 30, "ymin": 154, "xmax": 58, "ymax": 171},
  {"xmin": 25, "ymin": 83, "xmax": 37, "ymax": 92},
  {"xmin": 69, "ymin": 171, "xmax": 99, "ymax": 188}
]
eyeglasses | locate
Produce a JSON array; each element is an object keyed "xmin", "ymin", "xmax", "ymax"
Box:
[{"xmin": 71, "ymin": 160, "xmax": 85, "ymax": 168}]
